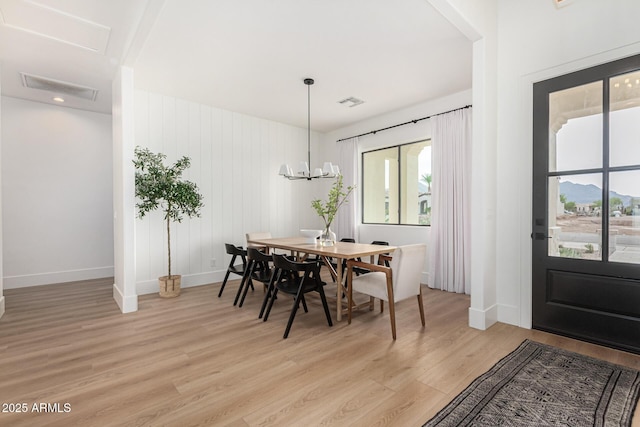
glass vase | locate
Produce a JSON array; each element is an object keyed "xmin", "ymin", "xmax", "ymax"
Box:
[{"xmin": 320, "ymin": 225, "xmax": 336, "ymax": 247}]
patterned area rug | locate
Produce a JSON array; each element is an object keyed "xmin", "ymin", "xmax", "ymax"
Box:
[{"xmin": 424, "ymin": 340, "xmax": 640, "ymax": 427}]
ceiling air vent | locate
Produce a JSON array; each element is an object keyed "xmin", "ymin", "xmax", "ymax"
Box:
[
  {"xmin": 20, "ymin": 72, "xmax": 98, "ymax": 101},
  {"xmin": 338, "ymin": 97, "xmax": 365, "ymax": 108},
  {"xmin": 554, "ymin": 0, "xmax": 574, "ymax": 8}
]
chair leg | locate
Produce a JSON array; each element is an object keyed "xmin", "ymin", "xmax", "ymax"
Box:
[
  {"xmin": 263, "ymin": 269, "xmax": 282, "ymax": 322},
  {"xmin": 259, "ymin": 269, "xmax": 279, "ymax": 319},
  {"xmin": 263, "ymin": 288, "xmax": 278, "ymax": 322},
  {"xmin": 388, "ymin": 299, "xmax": 397, "ymax": 340},
  {"xmin": 318, "ymin": 286, "xmax": 333, "ymax": 327},
  {"xmin": 238, "ymin": 278, "xmax": 254, "ymax": 307},
  {"xmin": 233, "ymin": 277, "xmax": 244, "ymax": 306},
  {"xmin": 283, "ymin": 287, "xmax": 304, "ymax": 339},
  {"xmin": 347, "ymin": 268, "xmax": 353, "ymax": 324},
  {"xmin": 386, "ymin": 275, "xmax": 396, "ymax": 340},
  {"xmin": 218, "ymin": 270, "xmax": 231, "ymax": 297},
  {"xmin": 380, "ymin": 300, "xmax": 384, "ymax": 313},
  {"xmin": 234, "ymin": 263, "xmax": 252, "ymax": 306},
  {"xmin": 301, "ymin": 294, "xmax": 308, "ymax": 313},
  {"xmin": 417, "ymin": 291, "xmax": 425, "ymax": 326},
  {"xmin": 258, "ymin": 284, "xmax": 272, "ymax": 318}
]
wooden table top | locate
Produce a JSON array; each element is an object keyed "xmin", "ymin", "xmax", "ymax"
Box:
[{"xmin": 246, "ymin": 236, "xmax": 396, "ymax": 259}]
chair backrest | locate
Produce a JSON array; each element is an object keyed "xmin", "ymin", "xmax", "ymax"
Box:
[
  {"xmin": 371, "ymin": 240, "xmax": 390, "ymax": 265},
  {"xmin": 340, "ymin": 238, "xmax": 356, "ymax": 243},
  {"xmin": 389, "ymin": 244, "xmax": 426, "ymax": 301},
  {"xmin": 225, "ymin": 243, "xmax": 245, "ymax": 256},
  {"xmin": 247, "ymin": 246, "xmax": 271, "ymax": 262},
  {"xmin": 272, "ymin": 254, "xmax": 316, "ymax": 274}
]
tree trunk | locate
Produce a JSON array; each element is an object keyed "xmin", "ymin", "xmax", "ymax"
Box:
[{"xmin": 166, "ymin": 215, "xmax": 171, "ymax": 278}]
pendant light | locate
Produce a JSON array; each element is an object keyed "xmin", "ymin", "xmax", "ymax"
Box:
[{"xmin": 278, "ymin": 78, "xmax": 339, "ymax": 180}]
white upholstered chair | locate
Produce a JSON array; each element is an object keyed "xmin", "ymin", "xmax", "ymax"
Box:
[
  {"xmin": 246, "ymin": 231, "xmax": 272, "ymax": 252},
  {"xmin": 346, "ymin": 244, "xmax": 426, "ymax": 339}
]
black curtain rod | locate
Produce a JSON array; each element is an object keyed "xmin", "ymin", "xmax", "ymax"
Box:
[{"xmin": 336, "ymin": 104, "xmax": 472, "ymax": 142}]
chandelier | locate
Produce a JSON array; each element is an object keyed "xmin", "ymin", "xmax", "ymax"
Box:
[{"xmin": 278, "ymin": 78, "xmax": 339, "ymax": 180}]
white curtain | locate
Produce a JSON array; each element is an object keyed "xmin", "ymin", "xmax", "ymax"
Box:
[
  {"xmin": 335, "ymin": 137, "xmax": 358, "ymax": 241},
  {"xmin": 429, "ymin": 108, "xmax": 472, "ymax": 294}
]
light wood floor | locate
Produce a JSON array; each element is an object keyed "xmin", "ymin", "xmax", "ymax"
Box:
[{"xmin": 0, "ymin": 277, "xmax": 638, "ymax": 427}]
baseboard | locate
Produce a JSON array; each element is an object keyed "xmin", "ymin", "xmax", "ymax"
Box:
[
  {"xmin": 112, "ymin": 283, "xmax": 138, "ymax": 313},
  {"xmin": 0, "ymin": 296, "xmax": 5, "ymax": 319},
  {"xmin": 469, "ymin": 304, "xmax": 498, "ymax": 330},
  {"xmin": 497, "ymin": 303, "xmax": 521, "ymax": 327},
  {"xmin": 422, "ymin": 271, "xmax": 430, "ymax": 286},
  {"xmin": 4, "ymin": 266, "xmax": 115, "ymax": 289},
  {"xmin": 137, "ymin": 270, "xmax": 228, "ymax": 295}
]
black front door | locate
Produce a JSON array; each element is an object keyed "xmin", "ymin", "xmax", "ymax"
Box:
[{"xmin": 532, "ymin": 54, "xmax": 640, "ymax": 354}]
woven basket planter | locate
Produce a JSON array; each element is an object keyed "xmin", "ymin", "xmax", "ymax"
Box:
[{"xmin": 158, "ymin": 275, "xmax": 181, "ymax": 298}]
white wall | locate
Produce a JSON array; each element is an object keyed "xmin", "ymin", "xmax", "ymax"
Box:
[
  {"xmin": 436, "ymin": 0, "xmax": 499, "ymax": 330},
  {"xmin": 0, "ymin": 67, "xmax": 4, "ymax": 318},
  {"xmin": 495, "ymin": 0, "xmax": 640, "ymax": 328},
  {"xmin": 324, "ymin": 89, "xmax": 473, "ymax": 285},
  {"xmin": 1, "ymin": 96, "xmax": 114, "ymax": 288},
  {"xmin": 134, "ymin": 90, "xmax": 327, "ymax": 294},
  {"xmin": 112, "ymin": 67, "xmax": 138, "ymax": 313}
]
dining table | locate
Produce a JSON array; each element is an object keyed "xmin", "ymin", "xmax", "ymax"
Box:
[{"xmin": 245, "ymin": 236, "xmax": 396, "ymax": 321}]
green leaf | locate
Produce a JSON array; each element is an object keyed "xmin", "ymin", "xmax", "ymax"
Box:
[{"xmin": 311, "ymin": 174, "xmax": 355, "ymax": 228}]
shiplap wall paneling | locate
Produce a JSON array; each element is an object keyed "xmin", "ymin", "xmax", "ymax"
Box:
[
  {"xmin": 211, "ymin": 107, "xmax": 224, "ymax": 271},
  {"xmin": 134, "ymin": 90, "xmax": 150, "ymax": 283},
  {"xmin": 175, "ymin": 99, "xmax": 193, "ymax": 279},
  {"xmin": 134, "ymin": 90, "xmax": 323, "ymax": 293},
  {"xmin": 184, "ymin": 100, "xmax": 201, "ymax": 277},
  {"xmin": 198, "ymin": 105, "xmax": 213, "ymax": 274},
  {"xmin": 149, "ymin": 93, "xmax": 166, "ymax": 280}
]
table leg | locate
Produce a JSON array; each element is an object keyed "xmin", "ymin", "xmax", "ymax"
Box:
[
  {"xmin": 319, "ymin": 255, "xmax": 341, "ymax": 320},
  {"xmin": 369, "ymin": 255, "xmax": 375, "ymax": 310},
  {"xmin": 336, "ymin": 258, "xmax": 343, "ymax": 321}
]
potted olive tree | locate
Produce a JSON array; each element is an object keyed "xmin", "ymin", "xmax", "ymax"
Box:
[{"xmin": 133, "ymin": 146, "xmax": 204, "ymax": 297}]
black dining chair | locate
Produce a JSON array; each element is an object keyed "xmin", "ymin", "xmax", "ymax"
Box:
[
  {"xmin": 258, "ymin": 254, "xmax": 299, "ymax": 319},
  {"xmin": 262, "ymin": 254, "xmax": 333, "ymax": 339},
  {"xmin": 234, "ymin": 247, "xmax": 274, "ymax": 307},
  {"xmin": 326, "ymin": 237, "xmax": 356, "ymax": 278},
  {"xmin": 218, "ymin": 244, "xmax": 248, "ymax": 298},
  {"xmin": 371, "ymin": 241, "xmax": 391, "ymax": 266},
  {"xmin": 352, "ymin": 240, "xmax": 391, "ymax": 275}
]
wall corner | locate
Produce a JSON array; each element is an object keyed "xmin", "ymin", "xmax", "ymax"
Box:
[
  {"xmin": 0, "ymin": 63, "xmax": 4, "ymax": 319},
  {"xmin": 468, "ymin": 304, "xmax": 498, "ymax": 330},
  {"xmin": 112, "ymin": 66, "xmax": 138, "ymax": 313},
  {"xmin": 113, "ymin": 282, "xmax": 138, "ymax": 313}
]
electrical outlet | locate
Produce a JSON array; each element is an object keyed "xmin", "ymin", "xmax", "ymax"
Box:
[{"xmin": 210, "ymin": 258, "xmax": 216, "ymax": 267}]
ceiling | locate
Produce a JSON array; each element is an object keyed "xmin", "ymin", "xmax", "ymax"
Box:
[
  {"xmin": 0, "ymin": 0, "xmax": 151, "ymax": 113},
  {"xmin": 0, "ymin": 0, "xmax": 472, "ymax": 133}
]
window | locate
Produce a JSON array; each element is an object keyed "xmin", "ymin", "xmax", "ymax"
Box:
[
  {"xmin": 543, "ymin": 69, "xmax": 640, "ymax": 263},
  {"xmin": 362, "ymin": 139, "xmax": 432, "ymax": 225}
]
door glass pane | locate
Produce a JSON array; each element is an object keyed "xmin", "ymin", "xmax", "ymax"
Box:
[
  {"xmin": 363, "ymin": 147, "xmax": 398, "ymax": 223},
  {"xmin": 400, "ymin": 140, "xmax": 431, "ymax": 225},
  {"xmin": 610, "ymin": 71, "xmax": 640, "ymax": 167},
  {"xmin": 549, "ymin": 174, "xmax": 602, "ymax": 260},
  {"xmin": 549, "ymin": 81, "xmax": 603, "ymax": 172},
  {"xmin": 608, "ymin": 170, "xmax": 640, "ymax": 264}
]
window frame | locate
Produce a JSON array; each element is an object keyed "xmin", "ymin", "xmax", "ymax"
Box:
[{"xmin": 361, "ymin": 138, "xmax": 431, "ymax": 226}]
